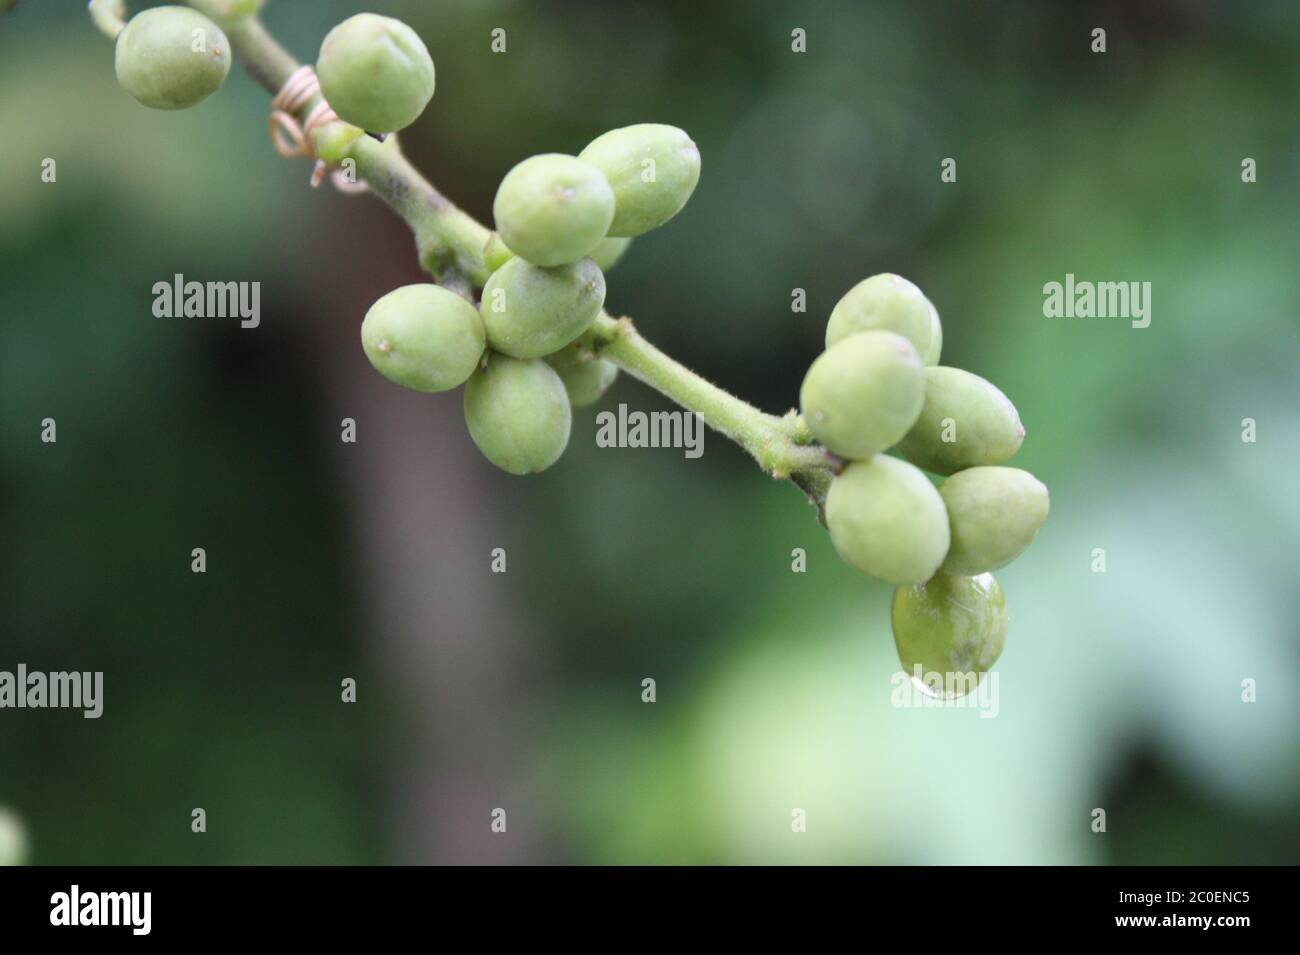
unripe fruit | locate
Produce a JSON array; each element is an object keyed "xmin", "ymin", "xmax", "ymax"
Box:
[
  {"xmin": 825, "ymin": 273, "xmax": 934, "ymax": 357},
  {"xmin": 545, "ymin": 341, "xmax": 619, "ymax": 407},
  {"xmin": 492, "ymin": 154, "xmax": 615, "ymax": 267},
  {"xmin": 896, "ymin": 366, "xmax": 1025, "ymax": 475},
  {"xmin": 578, "ymin": 124, "xmax": 701, "ymax": 237},
  {"xmin": 589, "ymin": 236, "xmax": 632, "ymax": 272},
  {"xmin": 464, "ymin": 355, "xmax": 572, "ymax": 475},
  {"xmin": 799, "ymin": 331, "xmax": 925, "ymax": 459},
  {"xmin": 891, "ymin": 572, "xmax": 1007, "ymax": 699},
  {"xmin": 923, "ymin": 303, "xmax": 943, "ymax": 366},
  {"xmin": 317, "ymin": 14, "xmax": 434, "ymax": 133},
  {"xmin": 825, "ymin": 456, "xmax": 950, "ymax": 585},
  {"xmin": 940, "ymin": 467, "xmax": 1049, "ymax": 575},
  {"xmin": 480, "ymin": 256, "xmax": 605, "ymax": 359},
  {"xmin": 361, "ymin": 284, "xmax": 485, "ymax": 393},
  {"xmin": 114, "ymin": 7, "xmax": 231, "ymax": 111}
]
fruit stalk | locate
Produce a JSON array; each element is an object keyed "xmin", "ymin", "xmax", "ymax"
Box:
[
  {"xmin": 89, "ymin": 0, "xmax": 128, "ymax": 39},
  {"xmin": 583, "ymin": 314, "xmax": 834, "ymax": 479},
  {"xmin": 168, "ymin": 3, "xmax": 834, "ymax": 490}
]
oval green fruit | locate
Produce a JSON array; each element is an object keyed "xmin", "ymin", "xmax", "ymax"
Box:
[
  {"xmin": 464, "ymin": 354, "xmax": 572, "ymax": 475},
  {"xmin": 896, "ymin": 366, "xmax": 1025, "ymax": 475},
  {"xmin": 493, "ymin": 154, "xmax": 615, "ymax": 267},
  {"xmin": 923, "ymin": 303, "xmax": 943, "ymax": 366},
  {"xmin": 940, "ymin": 467, "xmax": 1049, "ymax": 575},
  {"xmin": 891, "ymin": 572, "xmax": 1007, "ymax": 699},
  {"xmin": 480, "ymin": 256, "xmax": 605, "ymax": 359},
  {"xmin": 361, "ymin": 284, "xmax": 485, "ymax": 392},
  {"xmin": 317, "ymin": 13, "xmax": 434, "ymax": 133},
  {"xmin": 545, "ymin": 341, "xmax": 619, "ymax": 407},
  {"xmin": 114, "ymin": 6, "xmax": 231, "ymax": 110},
  {"xmin": 578, "ymin": 123, "xmax": 701, "ymax": 237},
  {"xmin": 825, "ymin": 273, "xmax": 935, "ymax": 356},
  {"xmin": 799, "ymin": 331, "xmax": 925, "ymax": 459},
  {"xmin": 825, "ymin": 456, "xmax": 950, "ymax": 585},
  {"xmin": 589, "ymin": 236, "xmax": 632, "ymax": 272}
]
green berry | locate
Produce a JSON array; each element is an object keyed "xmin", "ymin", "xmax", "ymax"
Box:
[
  {"xmin": 589, "ymin": 236, "xmax": 633, "ymax": 272},
  {"xmin": 825, "ymin": 456, "xmax": 950, "ymax": 585},
  {"xmin": 940, "ymin": 467, "xmax": 1049, "ymax": 575},
  {"xmin": 578, "ymin": 123, "xmax": 701, "ymax": 237},
  {"xmin": 545, "ymin": 341, "xmax": 618, "ymax": 407},
  {"xmin": 923, "ymin": 303, "xmax": 943, "ymax": 366},
  {"xmin": 114, "ymin": 6, "xmax": 231, "ymax": 111},
  {"xmin": 361, "ymin": 284, "xmax": 485, "ymax": 393},
  {"xmin": 891, "ymin": 572, "xmax": 1007, "ymax": 699},
  {"xmin": 317, "ymin": 14, "xmax": 434, "ymax": 133},
  {"xmin": 186, "ymin": 0, "xmax": 264, "ymax": 24},
  {"xmin": 896, "ymin": 367, "xmax": 1025, "ymax": 475},
  {"xmin": 492, "ymin": 154, "xmax": 615, "ymax": 267},
  {"xmin": 825, "ymin": 273, "xmax": 935, "ymax": 356},
  {"xmin": 464, "ymin": 354, "xmax": 572, "ymax": 475},
  {"xmin": 480, "ymin": 256, "xmax": 605, "ymax": 359},
  {"xmin": 799, "ymin": 331, "xmax": 925, "ymax": 459}
]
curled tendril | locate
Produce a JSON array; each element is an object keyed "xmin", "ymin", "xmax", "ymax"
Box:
[{"xmin": 268, "ymin": 65, "xmax": 367, "ymax": 194}]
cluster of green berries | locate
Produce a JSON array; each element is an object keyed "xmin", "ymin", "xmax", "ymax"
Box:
[
  {"xmin": 800, "ymin": 274, "xmax": 1049, "ymax": 695},
  {"xmin": 108, "ymin": 6, "xmax": 1045, "ymax": 694},
  {"xmin": 364, "ymin": 119, "xmax": 699, "ymax": 474},
  {"xmin": 309, "ymin": 20, "xmax": 699, "ymax": 474}
]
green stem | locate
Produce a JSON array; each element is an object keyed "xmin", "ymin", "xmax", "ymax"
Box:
[
  {"xmin": 221, "ymin": 14, "xmax": 301, "ymax": 93},
  {"xmin": 347, "ymin": 138, "xmax": 497, "ymax": 284},
  {"xmin": 156, "ymin": 4, "xmax": 837, "ymax": 502},
  {"xmin": 583, "ymin": 315, "xmax": 830, "ymax": 478}
]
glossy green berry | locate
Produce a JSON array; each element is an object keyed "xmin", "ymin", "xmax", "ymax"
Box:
[
  {"xmin": 896, "ymin": 366, "xmax": 1025, "ymax": 475},
  {"xmin": 825, "ymin": 456, "xmax": 950, "ymax": 585},
  {"xmin": 361, "ymin": 284, "xmax": 485, "ymax": 393},
  {"xmin": 923, "ymin": 303, "xmax": 943, "ymax": 366},
  {"xmin": 480, "ymin": 256, "xmax": 605, "ymax": 359},
  {"xmin": 940, "ymin": 467, "xmax": 1049, "ymax": 575},
  {"xmin": 114, "ymin": 7, "xmax": 231, "ymax": 110},
  {"xmin": 317, "ymin": 14, "xmax": 434, "ymax": 133},
  {"xmin": 186, "ymin": 0, "xmax": 263, "ymax": 24},
  {"xmin": 464, "ymin": 354, "xmax": 572, "ymax": 475},
  {"xmin": 891, "ymin": 572, "xmax": 1007, "ymax": 699},
  {"xmin": 545, "ymin": 341, "xmax": 618, "ymax": 407},
  {"xmin": 589, "ymin": 236, "xmax": 633, "ymax": 272},
  {"xmin": 493, "ymin": 154, "xmax": 615, "ymax": 267},
  {"xmin": 799, "ymin": 331, "xmax": 925, "ymax": 459},
  {"xmin": 578, "ymin": 123, "xmax": 701, "ymax": 237},
  {"xmin": 825, "ymin": 273, "xmax": 935, "ymax": 357}
]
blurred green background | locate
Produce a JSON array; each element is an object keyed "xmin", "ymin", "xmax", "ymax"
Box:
[{"xmin": 1, "ymin": 0, "xmax": 1296, "ymax": 864}]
